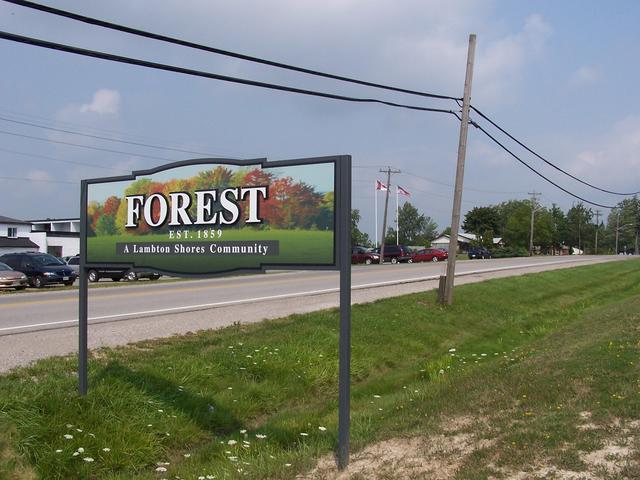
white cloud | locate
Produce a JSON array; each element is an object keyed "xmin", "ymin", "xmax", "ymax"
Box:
[
  {"xmin": 569, "ymin": 66, "xmax": 602, "ymax": 86},
  {"xmin": 80, "ymin": 89, "xmax": 121, "ymax": 115},
  {"xmin": 569, "ymin": 115, "xmax": 640, "ymax": 190}
]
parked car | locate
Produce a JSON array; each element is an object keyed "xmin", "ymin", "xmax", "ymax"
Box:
[
  {"xmin": 65, "ymin": 255, "xmax": 80, "ymax": 274},
  {"xmin": 379, "ymin": 245, "xmax": 413, "ymax": 264},
  {"xmin": 411, "ymin": 248, "xmax": 449, "ymax": 263},
  {"xmin": 0, "ymin": 261, "xmax": 29, "ymax": 290},
  {"xmin": 468, "ymin": 247, "xmax": 492, "ymax": 259},
  {"xmin": 86, "ymin": 266, "xmax": 161, "ymax": 282},
  {"xmin": 62, "ymin": 256, "xmax": 162, "ymax": 282},
  {"xmin": 351, "ymin": 246, "xmax": 380, "ymax": 265},
  {"xmin": 0, "ymin": 252, "xmax": 77, "ymax": 288}
]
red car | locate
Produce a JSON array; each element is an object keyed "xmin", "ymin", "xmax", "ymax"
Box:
[
  {"xmin": 411, "ymin": 248, "xmax": 448, "ymax": 263},
  {"xmin": 351, "ymin": 246, "xmax": 380, "ymax": 265}
]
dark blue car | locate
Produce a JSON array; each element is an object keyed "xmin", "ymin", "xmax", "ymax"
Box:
[{"xmin": 0, "ymin": 252, "xmax": 77, "ymax": 288}]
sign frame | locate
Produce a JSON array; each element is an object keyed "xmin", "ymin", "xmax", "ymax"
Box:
[{"xmin": 78, "ymin": 154, "xmax": 352, "ymax": 467}]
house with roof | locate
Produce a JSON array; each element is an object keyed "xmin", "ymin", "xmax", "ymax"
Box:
[
  {"xmin": 0, "ymin": 215, "xmax": 40, "ymax": 254},
  {"xmin": 431, "ymin": 232, "xmax": 503, "ymax": 253},
  {"xmin": 0, "ymin": 215, "xmax": 80, "ymax": 257}
]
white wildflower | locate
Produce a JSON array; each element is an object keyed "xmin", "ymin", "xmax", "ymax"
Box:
[
  {"xmin": 318, "ymin": 426, "xmax": 327, "ymax": 431},
  {"xmin": 155, "ymin": 466, "xmax": 167, "ymax": 473},
  {"xmin": 83, "ymin": 457, "xmax": 94, "ymax": 463},
  {"xmin": 228, "ymin": 440, "xmax": 237, "ymax": 446},
  {"xmin": 63, "ymin": 434, "xmax": 73, "ymax": 440}
]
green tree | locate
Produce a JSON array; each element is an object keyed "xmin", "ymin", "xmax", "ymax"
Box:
[
  {"xmin": 351, "ymin": 209, "xmax": 371, "ymax": 246},
  {"xmin": 397, "ymin": 202, "xmax": 438, "ymax": 245},
  {"xmin": 462, "ymin": 206, "xmax": 500, "ymax": 248},
  {"xmin": 566, "ymin": 203, "xmax": 593, "ymax": 252},
  {"xmin": 503, "ymin": 203, "xmax": 553, "ymax": 250}
]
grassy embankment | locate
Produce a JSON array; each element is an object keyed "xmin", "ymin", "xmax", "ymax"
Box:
[{"xmin": 1, "ymin": 260, "xmax": 639, "ymax": 479}]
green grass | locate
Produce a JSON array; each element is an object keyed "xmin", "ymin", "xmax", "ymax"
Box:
[
  {"xmin": 87, "ymin": 229, "xmax": 334, "ymax": 273},
  {"xmin": 1, "ymin": 260, "xmax": 640, "ymax": 479}
]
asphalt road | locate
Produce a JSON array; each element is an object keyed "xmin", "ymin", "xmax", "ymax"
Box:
[{"xmin": 0, "ymin": 255, "xmax": 631, "ymax": 371}]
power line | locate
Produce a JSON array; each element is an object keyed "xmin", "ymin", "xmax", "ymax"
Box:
[
  {"xmin": 0, "ymin": 128, "xmax": 178, "ymax": 161},
  {"xmin": 470, "ymin": 120, "xmax": 615, "ymax": 209},
  {"xmin": 401, "ymin": 170, "xmax": 526, "ymax": 195},
  {"xmin": 0, "ymin": 146, "xmax": 130, "ymax": 172},
  {"xmin": 470, "ymin": 105, "xmax": 640, "ymax": 196},
  {"xmin": 3, "ymin": 0, "xmax": 461, "ymax": 102},
  {"xmin": 0, "ymin": 175, "xmax": 77, "ymax": 185},
  {"xmin": 0, "ymin": 106, "xmax": 257, "ymax": 157},
  {"xmin": 0, "ymin": 115, "xmax": 225, "ymax": 157},
  {"xmin": 0, "ymin": 31, "xmax": 459, "ymax": 118}
]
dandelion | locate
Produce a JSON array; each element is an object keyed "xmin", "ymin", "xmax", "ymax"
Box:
[
  {"xmin": 318, "ymin": 426, "xmax": 327, "ymax": 432},
  {"xmin": 83, "ymin": 457, "xmax": 94, "ymax": 463},
  {"xmin": 155, "ymin": 466, "xmax": 167, "ymax": 473},
  {"xmin": 77, "ymin": 447, "xmax": 85, "ymax": 453},
  {"xmin": 63, "ymin": 434, "xmax": 73, "ymax": 440},
  {"xmin": 228, "ymin": 440, "xmax": 237, "ymax": 446}
]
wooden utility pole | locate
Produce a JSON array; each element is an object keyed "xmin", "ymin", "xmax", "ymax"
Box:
[
  {"xmin": 594, "ymin": 209, "xmax": 601, "ymax": 254},
  {"xmin": 615, "ymin": 210, "xmax": 620, "ymax": 255},
  {"xmin": 378, "ymin": 167, "xmax": 400, "ymax": 263},
  {"xmin": 528, "ymin": 192, "xmax": 541, "ymax": 256},
  {"xmin": 443, "ymin": 34, "xmax": 476, "ymax": 305}
]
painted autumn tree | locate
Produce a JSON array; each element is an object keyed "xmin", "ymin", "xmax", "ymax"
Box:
[{"xmin": 93, "ymin": 167, "xmax": 333, "ymax": 235}]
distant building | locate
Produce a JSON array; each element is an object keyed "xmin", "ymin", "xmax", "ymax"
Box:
[
  {"xmin": 0, "ymin": 215, "xmax": 40, "ymax": 254},
  {"xmin": 29, "ymin": 218, "xmax": 80, "ymax": 258},
  {"xmin": 0, "ymin": 215, "xmax": 79, "ymax": 257},
  {"xmin": 431, "ymin": 232, "xmax": 503, "ymax": 253}
]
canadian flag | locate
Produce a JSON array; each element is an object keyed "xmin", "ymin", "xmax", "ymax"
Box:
[
  {"xmin": 376, "ymin": 180, "xmax": 388, "ymax": 191},
  {"xmin": 397, "ymin": 185, "xmax": 410, "ymax": 196}
]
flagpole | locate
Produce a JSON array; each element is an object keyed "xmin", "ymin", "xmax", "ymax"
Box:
[
  {"xmin": 374, "ymin": 184, "xmax": 378, "ymax": 247},
  {"xmin": 396, "ymin": 186, "xmax": 399, "ymax": 245}
]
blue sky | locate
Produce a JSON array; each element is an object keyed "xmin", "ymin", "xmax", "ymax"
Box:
[{"xmin": 1, "ymin": 0, "xmax": 639, "ymax": 240}]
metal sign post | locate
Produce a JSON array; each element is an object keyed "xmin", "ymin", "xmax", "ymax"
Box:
[{"xmin": 77, "ymin": 155, "xmax": 352, "ymax": 467}]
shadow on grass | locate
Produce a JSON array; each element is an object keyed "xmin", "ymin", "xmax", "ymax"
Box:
[{"xmin": 95, "ymin": 362, "xmax": 242, "ymax": 435}]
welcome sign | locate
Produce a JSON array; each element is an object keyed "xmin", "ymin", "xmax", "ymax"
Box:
[{"xmin": 81, "ymin": 156, "xmax": 349, "ymax": 275}]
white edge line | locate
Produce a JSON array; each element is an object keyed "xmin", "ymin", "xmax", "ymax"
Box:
[{"xmin": 0, "ymin": 257, "xmax": 611, "ymax": 334}]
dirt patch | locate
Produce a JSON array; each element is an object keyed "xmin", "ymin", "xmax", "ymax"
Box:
[{"xmin": 300, "ymin": 431, "xmax": 495, "ymax": 480}]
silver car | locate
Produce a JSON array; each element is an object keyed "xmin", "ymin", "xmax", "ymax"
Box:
[{"xmin": 0, "ymin": 261, "xmax": 29, "ymax": 290}]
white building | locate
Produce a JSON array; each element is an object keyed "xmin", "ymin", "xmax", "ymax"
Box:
[
  {"xmin": 0, "ymin": 215, "xmax": 80, "ymax": 257},
  {"xmin": 431, "ymin": 232, "xmax": 503, "ymax": 253},
  {"xmin": 29, "ymin": 218, "xmax": 80, "ymax": 258},
  {"xmin": 0, "ymin": 215, "xmax": 40, "ymax": 254}
]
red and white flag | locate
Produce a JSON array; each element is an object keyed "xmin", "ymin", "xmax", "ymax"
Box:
[
  {"xmin": 376, "ymin": 180, "xmax": 388, "ymax": 191},
  {"xmin": 397, "ymin": 185, "xmax": 410, "ymax": 197}
]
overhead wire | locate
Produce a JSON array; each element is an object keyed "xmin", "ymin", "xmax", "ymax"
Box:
[
  {"xmin": 2, "ymin": 0, "xmax": 461, "ymax": 102},
  {"xmin": 469, "ymin": 119, "xmax": 615, "ymax": 209},
  {"xmin": 0, "ymin": 175, "xmax": 77, "ymax": 185},
  {"xmin": 0, "ymin": 31, "xmax": 459, "ymax": 118},
  {"xmin": 0, "ymin": 128, "xmax": 178, "ymax": 161},
  {"xmin": 0, "ymin": 115, "xmax": 224, "ymax": 157},
  {"xmin": 470, "ymin": 105, "xmax": 640, "ymax": 196},
  {"xmin": 0, "ymin": 146, "xmax": 130, "ymax": 172}
]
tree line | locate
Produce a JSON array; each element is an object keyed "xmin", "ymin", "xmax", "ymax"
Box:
[{"xmin": 352, "ymin": 196, "xmax": 640, "ymax": 254}]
